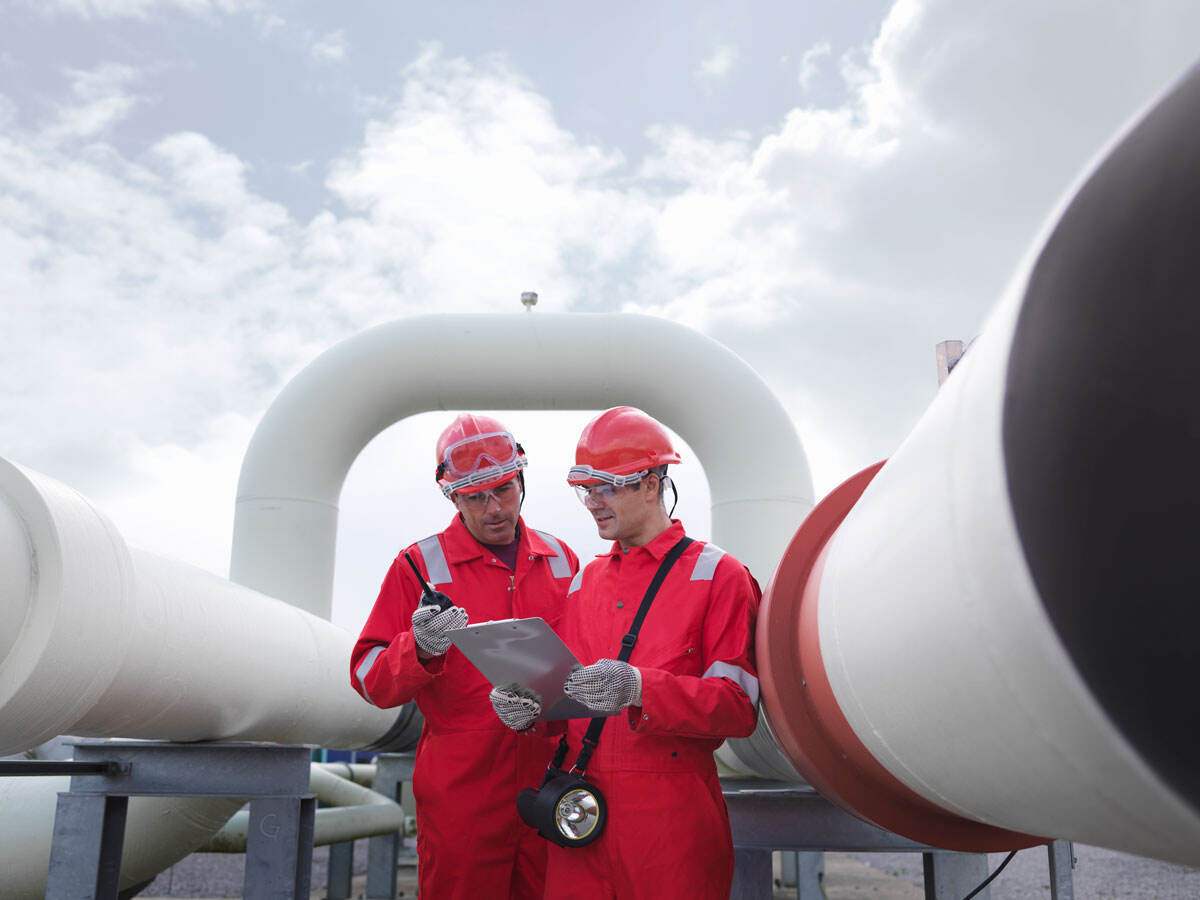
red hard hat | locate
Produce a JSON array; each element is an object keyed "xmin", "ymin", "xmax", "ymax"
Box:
[
  {"xmin": 567, "ymin": 407, "xmax": 681, "ymax": 486},
  {"xmin": 435, "ymin": 413, "xmax": 526, "ymax": 497}
]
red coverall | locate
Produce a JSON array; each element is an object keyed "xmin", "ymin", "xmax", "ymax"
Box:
[
  {"xmin": 544, "ymin": 519, "xmax": 760, "ymax": 900},
  {"xmin": 351, "ymin": 514, "xmax": 579, "ymax": 900}
]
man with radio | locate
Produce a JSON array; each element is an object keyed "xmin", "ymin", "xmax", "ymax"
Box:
[{"xmin": 351, "ymin": 413, "xmax": 579, "ymax": 900}]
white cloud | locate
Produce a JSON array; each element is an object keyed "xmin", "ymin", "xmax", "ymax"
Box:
[
  {"xmin": 798, "ymin": 40, "xmax": 832, "ymax": 91},
  {"xmin": 5, "ymin": 2, "xmax": 1200, "ymax": 595},
  {"xmin": 30, "ymin": 0, "xmax": 257, "ymax": 18},
  {"xmin": 311, "ymin": 29, "xmax": 348, "ymax": 63},
  {"xmin": 695, "ymin": 44, "xmax": 739, "ymax": 82},
  {"xmin": 0, "ymin": 48, "xmax": 656, "ymax": 575},
  {"xmin": 44, "ymin": 63, "xmax": 139, "ymax": 141},
  {"xmin": 324, "ymin": 46, "xmax": 648, "ymax": 309}
]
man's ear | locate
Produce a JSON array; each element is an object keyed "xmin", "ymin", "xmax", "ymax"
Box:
[{"xmin": 643, "ymin": 474, "xmax": 660, "ymax": 506}]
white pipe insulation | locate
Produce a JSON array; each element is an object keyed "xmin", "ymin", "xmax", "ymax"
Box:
[
  {"xmin": 199, "ymin": 764, "xmax": 404, "ymax": 852},
  {"xmin": 231, "ymin": 312, "xmax": 813, "ymax": 618},
  {"xmin": 0, "ymin": 456, "xmax": 416, "ymax": 757},
  {"xmin": 230, "ymin": 312, "xmax": 814, "ymax": 779},
  {"xmin": 758, "ymin": 61, "xmax": 1200, "ymax": 865}
]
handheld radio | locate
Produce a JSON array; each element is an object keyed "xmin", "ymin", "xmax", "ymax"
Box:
[{"xmin": 404, "ymin": 552, "xmax": 454, "ymax": 611}]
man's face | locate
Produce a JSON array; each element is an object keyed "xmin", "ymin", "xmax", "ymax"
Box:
[
  {"xmin": 578, "ymin": 476, "xmax": 657, "ymax": 545},
  {"xmin": 453, "ymin": 478, "xmax": 522, "ymax": 545}
]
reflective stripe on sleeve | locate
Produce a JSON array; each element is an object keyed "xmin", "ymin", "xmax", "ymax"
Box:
[
  {"xmin": 416, "ymin": 535, "xmax": 452, "ymax": 585},
  {"xmin": 568, "ymin": 569, "xmax": 584, "ymax": 595},
  {"xmin": 702, "ymin": 660, "xmax": 760, "ymax": 705},
  {"xmin": 690, "ymin": 542, "xmax": 726, "ymax": 581},
  {"xmin": 355, "ymin": 645, "xmax": 387, "ymax": 706},
  {"xmin": 535, "ymin": 530, "xmax": 572, "ymax": 579}
]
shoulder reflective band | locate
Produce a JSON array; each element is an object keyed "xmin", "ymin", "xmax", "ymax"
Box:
[
  {"xmin": 535, "ymin": 530, "xmax": 572, "ymax": 579},
  {"xmin": 690, "ymin": 542, "xmax": 726, "ymax": 581},
  {"xmin": 568, "ymin": 569, "xmax": 584, "ymax": 595},
  {"xmin": 703, "ymin": 660, "xmax": 760, "ymax": 706},
  {"xmin": 355, "ymin": 645, "xmax": 387, "ymax": 706},
  {"xmin": 416, "ymin": 535, "xmax": 452, "ymax": 585}
]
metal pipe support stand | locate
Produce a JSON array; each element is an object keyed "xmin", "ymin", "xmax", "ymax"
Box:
[
  {"xmin": 44, "ymin": 741, "xmax": 315, "ymax": 900},
  {"xmin": 723, "ymin": 781, "xmax": 1075, "ymax": 900},
  {"xmin": 326, "ymin": 751, "xmax": 416, "ymax": 900}
]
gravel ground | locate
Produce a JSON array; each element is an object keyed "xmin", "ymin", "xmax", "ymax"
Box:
[
  {"xmin": 139, "ymin": 841, "xmax": 1200, "ymax": 898},
  {"xmin": 847, "ymin": 844, "xmax": 1200, "ymax": 899},
  {"xmin": 140, "ymin": 841, "xmax": 419, "ymax": 898}
]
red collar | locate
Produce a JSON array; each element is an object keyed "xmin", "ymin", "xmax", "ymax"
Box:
[
  {"xmin": 600, "ymin": 519, "xmax": 688, "ymax": 560},
  {"xmin": 441, "ymin": 514, "xmax": 558, "ymax": 563}
]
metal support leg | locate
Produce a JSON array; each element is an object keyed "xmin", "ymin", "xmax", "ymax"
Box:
[
  {"xmin": 46, "ymin": 793, "xmax": 129, "ymax": 900},
  {"xmin": 327, "ymin": 840, "xmax": 355, "ymax": 900},
  {"xmin": 1048, "ymin": 840, "xmax": 1075, "ymax": 900},
  {"xmin": 731, "ymin": 847, "xmax": 773, "ymax": 900},
  {"xmin": 367, "ymin": 753, "xmax": 414, "ymax": 899},
  {"xmin": 922, "ymin": 851, "xmax": 990, "ymax": 900},
  {"xmin": 780, "ymin": 850, "xmax": 798, "ymax": 887},
  {"xmin": 796, "ymin": 851, "xmax": 825, "ymax": 899},
  {"xmin": 244, "ymin": 795, "xmax": 316, "ymax": 899},
  {"xmin": 778, "ymin": 851, "xmax": 825, "ymax": 898}
]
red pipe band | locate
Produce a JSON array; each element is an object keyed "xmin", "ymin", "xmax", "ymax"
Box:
[{"xmin": 757, "ymin": 461, "xmax": 1047, "ymax": 852}]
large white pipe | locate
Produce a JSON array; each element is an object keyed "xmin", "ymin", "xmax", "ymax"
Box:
[
  {"xmin": 230, "ymin": 312, "xmax": 813, "ymax": 779},
  {"xmin": 199, "ymin": 765, "xmax": 405, "ymax": 851},
  {"xmin": 231, "ymin": 313, "xmax": 813, "ymax": 617},
  {"xmin": 0, "ymin": 457, "xmax": 420, "ymax": 897},
  {"xmin": 0, "ymin": 456, "xmax": 417, "ymax": 756},
  {"xmin": 758, "ymin": 62, "xmax": 1200, "ymax": 864}
]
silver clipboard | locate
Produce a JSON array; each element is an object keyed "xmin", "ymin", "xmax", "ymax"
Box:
[{"xmin": 447, "ymin": 617, "xmax": 613, "ymax": 721}]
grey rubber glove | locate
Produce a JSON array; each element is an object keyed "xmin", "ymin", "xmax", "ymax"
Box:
[
  {"xmin": 563, "ymin": 659, "xmax": 643, "ymax": 713},
  {"xmin": 411, "ymin": 603, "xmax": 468, "ymax": 656},
  {"xmin": 489, "ymin": 685, "xmax": 542, "ymax": 731}
]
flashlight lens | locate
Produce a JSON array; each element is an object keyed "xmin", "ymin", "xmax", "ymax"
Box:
[{"xmin": 555, "ymin": 788, "xmax": 601, "ymax": 840}]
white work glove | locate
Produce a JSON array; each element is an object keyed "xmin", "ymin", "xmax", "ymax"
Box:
[
  {"xmin": 411, "ymin": 603, "xmax": 468, "ymax": 656},
  {"xmin": 563, "ymin": 659, "xmax": 643, "ymax": 714},
  {"xmin": 489, "ymin": 685, "xmax": 542, "ymax": 732}
]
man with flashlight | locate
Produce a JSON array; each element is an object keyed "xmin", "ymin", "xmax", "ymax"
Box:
[
  {"xmin": 351, "ymin": 413, "xmax": 579, "ymax": 900},
  {"xmin": 490, "ymin": 406, "xmax": 761, "ymax": 899}
]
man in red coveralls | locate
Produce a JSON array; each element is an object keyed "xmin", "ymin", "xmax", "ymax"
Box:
[
  {"xmin": 350, "ymin": 413, "xmax": 579, "ymax": 899},
  {"xmin": 490, "ymin": 406, "xmax": 761, "ymax": 900}
]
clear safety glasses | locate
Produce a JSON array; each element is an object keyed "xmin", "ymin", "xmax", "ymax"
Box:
[
  {"xmin": 569, "ymin": 466, "xmax": 648, "ymax": 506},
  {"xmin": 574, "ymin": 471, "xmax": 678, "ymax": 516},
  {"xmin": 440, "ymin": 431, "xmax": 527, "ymax": 497},
  {"xmin": 456, "ymin": 481, "xmax": 518, "ymax": 510},
  {"xmin": 574, "ymin": 483, "xmax": 623, "ymax": 505}
]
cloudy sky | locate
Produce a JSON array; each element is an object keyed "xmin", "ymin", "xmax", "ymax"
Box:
[{"xmin": 2, "ymin": 0, "xmax": 1198, "ymax": 629}]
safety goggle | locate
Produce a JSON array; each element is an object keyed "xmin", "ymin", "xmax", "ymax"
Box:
[
  {"xmin": 566, "ymin": 465, "xmax": 648, "ymax": 487},
  {"xmin": 442, "ymin": 431, "xmax": 521, "ymax": 477},
  {"xmin": 439, "ymin": 431, "xmax": 527, "ymax": 497}
]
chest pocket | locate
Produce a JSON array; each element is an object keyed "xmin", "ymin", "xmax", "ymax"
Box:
[
  {"xmin": 630, "ymin": 627, "xmax": 703, "ymax": 675},
  {"xmin": 516, "ymin": 565, "xmax": 567, "ymax": 628}
]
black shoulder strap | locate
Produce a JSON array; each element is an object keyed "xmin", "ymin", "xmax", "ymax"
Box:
[{"xmin": 568, "ymin": 536, "xmax": 694, "ymax": 774}]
